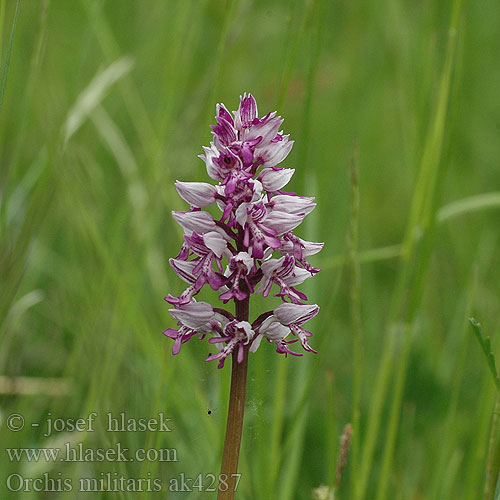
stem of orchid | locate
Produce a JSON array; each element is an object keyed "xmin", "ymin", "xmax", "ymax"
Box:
[{"xmin": 218, "ymin": 297, "xmax": 249, "ymax": 500}]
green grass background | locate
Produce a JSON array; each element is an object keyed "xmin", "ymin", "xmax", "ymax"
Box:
[{"xmin": 1, "ymin": 0, "xmax": 500, "ymax": 498}]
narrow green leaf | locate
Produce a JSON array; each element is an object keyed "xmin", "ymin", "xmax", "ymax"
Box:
[
  {"xmin": 0, "ymin": 0, "xmax": 20, "ymax": 114},
  {"xmin": 470, "ymin": 318, "xmax": 500, "ymax": 391},
  {"xmin": 63, "ymin": 56, "xmax": 134, "ymax": 145},
  {"xmin": 494, "ymin": 469, "xmax": 500, "ymax": 500}
]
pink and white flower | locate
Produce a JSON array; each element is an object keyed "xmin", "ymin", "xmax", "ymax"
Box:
[
  {"xmin": 273, "ymin": 302, "xmax": 319, "ymax": 353},
  {"xmin": 219, "ymin": 252, "xmax": 256, "ymax": 303},
  {"xmin": 258, "ymin": 255, "xmax": 313, "ymax": 303},
  {"xmin": 163, "ymin": 301, "xmax": 219, "ymax": 355},
  {"xmin": 280, "ymin": 232, "xmax": 324, "ymax": 273},
  {"xmin": 164, "ymin": 93, "xmax": 323, "ymax": 367},
  {"xmin": 175, "ymin": 181, "xmax": 218, "ymax": 208},
  {"xmin": 267, "ymin": 194, "xmax": 316, "ymax": 216},
  {"xmin": 171, "ymin": 210, "xmax": 216, "ymax": 235},
  {"xmin": 258, "ymin": 167, "xmax": 295, "ymax": 192},
  {"xmin": 251, "ymin": 316, "xmax": 302, "ymax": 357},
  {"xmin": 206, "ymin": 320, "xmax": 255, "ymax": 369}
]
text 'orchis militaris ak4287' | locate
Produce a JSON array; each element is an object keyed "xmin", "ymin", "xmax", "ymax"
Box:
[{"xmin": 164, "ymin": 93, "xmax": 323, "ymax": 368}]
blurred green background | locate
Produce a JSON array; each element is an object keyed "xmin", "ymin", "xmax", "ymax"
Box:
[{"xmin": 1, "ymin": 0, "xmax": 499, "ymax": 498}]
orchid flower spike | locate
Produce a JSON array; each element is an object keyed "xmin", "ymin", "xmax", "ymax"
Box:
[{"xmin": 164, "ymin": 93, "xmax": 323, "ymax": 368}]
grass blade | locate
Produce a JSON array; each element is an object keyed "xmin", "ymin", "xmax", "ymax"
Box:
[
  {"xmin": 348, "ymin": 143, "xmax": 363, "ymax": 491},
  {"xmin": 63, "ymin": 56, "xmax": 134, "ymax": 145},
  {"xmin": 438, "ymin": 192, "xmax": 500, "ymax": 222},
  {"xmin": 361, "ymin": 1, "xmax": 464, "ymax": 497},
  {"xmin": 470, "ymin": 318, "xmax": 500, "ymax": 392},
  {"xmin": 320, "ymin": 191, "xmax": 500, "ymax": 271},
  {"xmin": 0, "ymin": 0, "xmax": 20, "ymax": 115}
]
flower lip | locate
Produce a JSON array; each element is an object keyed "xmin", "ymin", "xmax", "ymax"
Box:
[{"xmin": 205, "ymin": 320, "xmax": 256, "ymax": 368}]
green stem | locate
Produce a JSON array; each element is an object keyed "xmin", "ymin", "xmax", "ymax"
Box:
[
  {"xmin": 485, "ymin": 396, "xmax": 500, "ymax": 499},
  {"xmin": 218, "ymin": 297, "xmax": 249, "ymax": 500},
  {"xmin": 348, "ymin": 145, "xmax": 363, "ymax": 495}
]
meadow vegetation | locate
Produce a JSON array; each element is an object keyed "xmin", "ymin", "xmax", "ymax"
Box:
[{"xmin": 1, "ymin": 0, "xmax": 499, "ymax": 498}]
